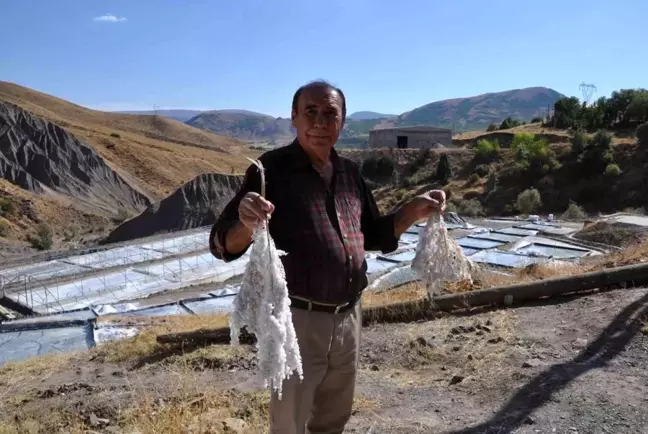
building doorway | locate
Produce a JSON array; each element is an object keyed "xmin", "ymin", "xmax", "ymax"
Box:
[{"xmin": 396, "ymin": 136, "xmax": 408, "ymax": 149}]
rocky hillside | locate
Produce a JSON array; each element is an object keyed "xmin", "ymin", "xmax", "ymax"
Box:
[
  {"xmin": 103, "ymin": 173, "xmax": 243, "ymax": 244},
  {"xmin": 186, "ymin": 110, "xmax": 295, "ymax": 144},
  {"xmin": 0, "ymin": 81, "xmax": 253, "ymax": 198},
  {"xmin": 0, "ymin": 102, "xmax": 151, "ymax": 216}
]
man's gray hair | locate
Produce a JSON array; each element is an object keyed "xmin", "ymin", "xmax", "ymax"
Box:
[{"xmin": 291, "ymin": 80, "xmax": 347, "ymax": 121}]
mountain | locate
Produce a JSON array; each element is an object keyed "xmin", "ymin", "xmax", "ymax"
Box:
[
  {"xmin": 347, "ymin": 111, "xmax": 397, "ymax": 120},
  {"xmin": 103, "ymin": 173, "xmax": 243, "ymax": 243},
  {"xmin": 115, "ymin": 109, "xmax": 204, "ymax": 123},
  {"xmin": 0, "ymin": 102, "xmax": 151, "ymax": 216},
  {"xmin": 186, "ymin": 110, "xmax": 295, "ymax": 144},
  {"xmin": 391, "ymin": 87, "xmax": 564, "ymax": 131},
  {"xmin": 184, "ymin": 87, "xmax": 563, "ymax": 144}
]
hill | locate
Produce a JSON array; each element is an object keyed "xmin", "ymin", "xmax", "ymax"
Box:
[
  {"xmin": 186, "ymin": 110, "xmax": 295, "ymax": 144},
  {"xmin": 103, "ymin": 173, "xmax": 243, "ymax": 244},
  {"xmin": 0, "ymin": 81, "xmax": 257, "ymax": 251},
  {"xmin": 347, "ymin": 111, "xmax": 397, "ymax": 120},
  {"xmin": 0, "ymin": 81, "xmax": 252, "ymax": 198},
  {"xmin": 389, "ymin": 87, "xmax": 564, "ymax": 131},
  {"xmin": 115, "ymin": 109, "xmax": 204, "ymax": 123},
  {"xmin": 0, "ymin": 102, "xmax": 151, "ymax": 216}
]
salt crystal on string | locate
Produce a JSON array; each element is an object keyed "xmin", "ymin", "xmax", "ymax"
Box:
[
  {"xmin": 229, "ymin": 159, "xmax": 303, "ymax": 400},
  {"xmin": 411, "ymin": 213, "xmax": 474, "ymax": 297}
]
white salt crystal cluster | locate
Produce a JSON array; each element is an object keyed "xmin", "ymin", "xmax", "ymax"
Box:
[
  {"xmin": 229, "ymin": 159, "xmax": 302, "ymax": 399},
  {"xmin": 412, "ymin": 213, "xmax": 473, "ymax": 296}
]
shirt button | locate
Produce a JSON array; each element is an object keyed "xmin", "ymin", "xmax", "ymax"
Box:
[
  {"xmin": 348, "ymin": 255, "xmax": 352, "ymax": 260},
  {"xmin": 349, "ymin": 277, "xmax": 352, "ymax": 282}
]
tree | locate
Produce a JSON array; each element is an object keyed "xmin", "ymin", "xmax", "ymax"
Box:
[
  {"xmin": 637, "ymin": 122, "xmax": 648, "ymax": 147},
  {"xmin": 499, "ymin": 117, "xmax": 521, "ymax": 130},
  {"xmin": 516, "ymin": 188, "xmax": 542, "ymax": 214},
  {"xmin": 486, "ymin": 123, "xmax": 498, "ymax": 132},
  {"xmin": 627, "ymin": 92, "xmax": 648, "ymax": 124},
  {"xmin": 553, "ymin": 97, "xmax": 582, "ymax": 129},
  {"xmin": 436, "ymin": 154, "xmax": 452, "ymax": 185}
]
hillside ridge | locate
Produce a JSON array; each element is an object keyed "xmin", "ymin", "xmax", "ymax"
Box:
[
  {"xmin": 0, "ymin": 101, "xmax": 151, "ymax": 216},
  {"xmin": 103, "ymin": 172, "xmax": 243, "ymax": 244}
]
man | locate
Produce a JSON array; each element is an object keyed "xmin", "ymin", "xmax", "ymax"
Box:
[{"xmin": 210, "ymin": 80, "xmax": 445, "ymax": 434}]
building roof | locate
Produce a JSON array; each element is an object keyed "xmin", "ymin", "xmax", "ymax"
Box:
[{"xmin": 369, "ymin": 125, "xmax": 451, "ymax": 133}]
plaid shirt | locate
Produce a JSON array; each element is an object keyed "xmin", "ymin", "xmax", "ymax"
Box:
[{"xmin": 210, "ymin": 139, "xmax": 398, "ymax": 304}]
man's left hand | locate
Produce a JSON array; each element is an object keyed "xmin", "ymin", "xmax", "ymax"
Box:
[{"xmin": 403, "ymin": 190, "xmax": 447, "ymax": 223}]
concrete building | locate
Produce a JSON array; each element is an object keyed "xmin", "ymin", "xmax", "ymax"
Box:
[{"xmin": 368, "ymin": 126, "xmax": 452, "ymax": 149}]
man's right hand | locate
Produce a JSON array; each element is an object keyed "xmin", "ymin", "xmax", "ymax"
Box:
[{"xmin": 238, "ymin": 192, "xmax": 275, "ymax": 230}]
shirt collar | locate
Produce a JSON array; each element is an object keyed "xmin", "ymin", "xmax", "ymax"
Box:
[{"xmin": 287, "ymin": 138, "xmax": 345, "ymax": 173}]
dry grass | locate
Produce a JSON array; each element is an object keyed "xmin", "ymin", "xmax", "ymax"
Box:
[
  {"xmin": 94, "ymin": 314, "xmax": 229, "ymax": 364},
  {"xmin": 0, "ymin": 352, "xmax": 77, "ymax": 401},
  {"xmin": 0, "ymin": 81, "xmax": 257, "ymax": 199},
  {"xmin": 453, "ymin": 123, "xmax": 569, "ymax": 141},
  {"xmin": 362, "ymin": 282, "xmax": 427, "ymax": 307},
  {"xmin": 0, "ymin": 179, "xmax": 111, "ymax": 247}
]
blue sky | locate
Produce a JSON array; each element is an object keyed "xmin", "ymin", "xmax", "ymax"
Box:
[{"xmin": 2, "ymin": 0, "xmax": 645, "ymax": 117}]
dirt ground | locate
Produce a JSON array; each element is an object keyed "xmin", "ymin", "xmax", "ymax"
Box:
[{"xmin": 2, "ymin": 286, "xmax": 648, "ymax": 433}]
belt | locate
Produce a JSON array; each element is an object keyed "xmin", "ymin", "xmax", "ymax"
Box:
[{"xmin": 289, "ymin": 293, "xmax": 361, "ymax": 314}]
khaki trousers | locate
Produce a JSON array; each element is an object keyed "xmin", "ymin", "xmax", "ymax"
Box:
[{"xmin": 269, "ymin": 302, "xmax": 361, "ymax": 434}]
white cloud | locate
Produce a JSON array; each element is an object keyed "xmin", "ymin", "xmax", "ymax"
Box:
[{"xmin": 93, "ymin": 14, "xmax": 127, "ymax": 23}]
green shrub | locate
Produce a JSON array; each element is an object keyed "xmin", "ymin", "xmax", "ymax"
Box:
[
  {"xmin": 435, "ymin": 154, "xmax": 452, "ymax": 185},
  {"xmin": 577, "ymin": 130, "xmax": 614, "ymax": 176},
  {"xmin": 604, "ymin": 163, "xmax": 622, "ymax": 177},
  {"xmin": 637, "ymin": 122, "xmax": 648, "ymax": 146},
  {"xmin": 511, "ymin": 133, "xmax": 559, "ymax": 173},
  {"xmin": 570, "ymin": 129, "xmax": 589, "ymax": 155},
  {"xmin": 456, "ymin": 199, "xmax": 485, "ymax": 217},
  {"xmin": 0, "ymin": 198, "xmax": 16, "ymax": 217},
  {"xmin": 486, "ymin": 123, "xmax": 498, "ymax": 132},
  {"xmin": 474, "ymin": 139, "xmax": 500, "ymax": 162},
  {"xmin": 562, "ymin": 202, "xmax": 587, "ymax": 220},
  {"xmin": 531, "ymin": 116, "xmax": 544, "ymax": 123},
  {"xmin": 29, "ymin": 223, "xmax": 53, "ymax": 250},
  {"xmin": 516, "ymin": 188, "xmax": 542, "ymax": 214},
  {"xmin": 361, "ymin": 155, "xmax": 395, "ymax": 182}
]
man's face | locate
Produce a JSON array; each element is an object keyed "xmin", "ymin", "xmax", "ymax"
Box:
[{"xmin": 292, "ymin": 87, "xmax": 344, "ymax": 154}]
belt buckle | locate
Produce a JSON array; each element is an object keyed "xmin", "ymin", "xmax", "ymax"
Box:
[{"xmin": 334, "ymin": 302, "xmax": 349, "ymax": 314}]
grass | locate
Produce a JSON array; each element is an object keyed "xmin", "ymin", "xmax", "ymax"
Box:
[{"xmin": 94, "ymin": 314, "xmax": 230, "ymax": 364}]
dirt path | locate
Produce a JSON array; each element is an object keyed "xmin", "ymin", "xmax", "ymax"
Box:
[
  {"xmin": 2, "ymin": 287, "xmax": 648, "ymax": 433},
  {"xmin": 349, "ymin": 287, "xmax": 648, "ymax": 433}
]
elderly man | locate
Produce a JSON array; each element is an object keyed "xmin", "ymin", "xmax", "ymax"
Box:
[{"xmin": 210, "ymin": 80, "xmax": 445, "ymax": 434}]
